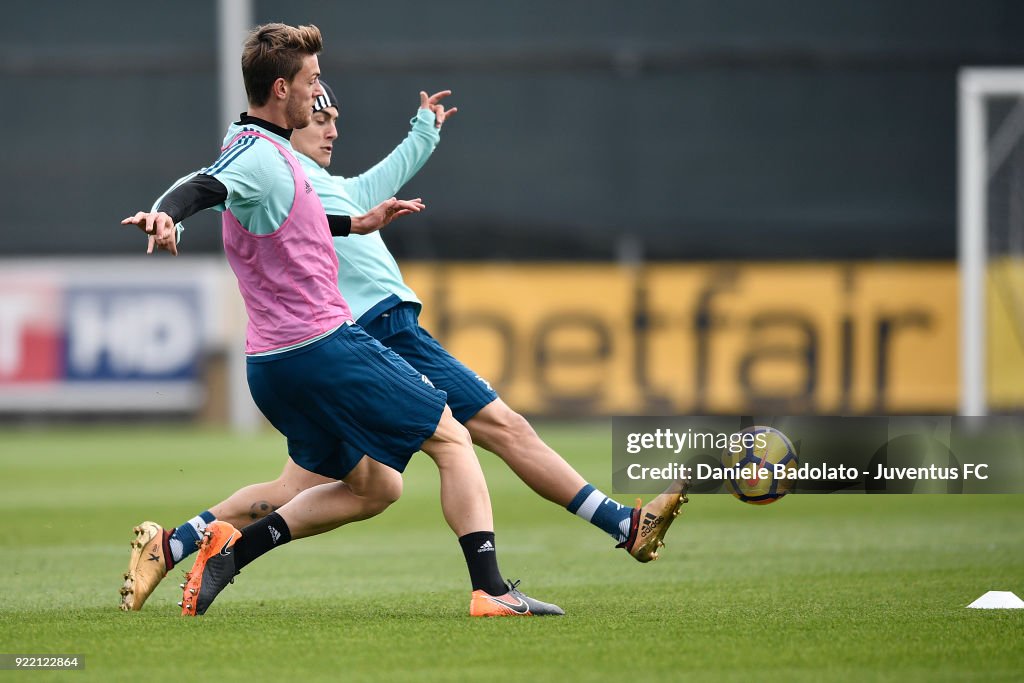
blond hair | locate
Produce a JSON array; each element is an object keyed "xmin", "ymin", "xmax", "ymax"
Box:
[{"xmin": 241, "ymin": 23, "xmax": 323, "ymax": 106}]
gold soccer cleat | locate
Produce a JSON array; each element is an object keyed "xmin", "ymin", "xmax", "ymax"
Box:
[
  {"xmin": 119, "ymin": 521, "xmax": 169, "ymax": 611},
  {"xmin": 618, "ymin": 479, "xmax": 690, "ymax": 563}
]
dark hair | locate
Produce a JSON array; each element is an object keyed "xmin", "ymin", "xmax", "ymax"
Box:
[
  {"xmin": 241, "ymin": 23, "xmax": 323, "ymax": 106},
  {"xmin": 312, "ymin": 81, "xmax": 338, "ymax": 113}
]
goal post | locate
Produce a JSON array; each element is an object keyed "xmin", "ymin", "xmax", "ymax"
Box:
[{"xmin": 958, "ymin": 68, "xmax": 1024, "ymax": 416}]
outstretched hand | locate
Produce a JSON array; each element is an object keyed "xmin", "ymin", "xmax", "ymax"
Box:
[
  {"xmin": 350, "ymin": 197, "xmax": 426, "ymax": 235},
  {"xmin": 419, "ymin": 90, "xmax": 457, "ymax": 129},
  {"xmin": 121, "ymin": 211, "xmax": 178, "ymax": 255}
]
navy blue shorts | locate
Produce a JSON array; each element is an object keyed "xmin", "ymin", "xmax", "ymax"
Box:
[
  {"xmin": 360, "ymin": 302, "xmax": 499, "ymax": 424},
  {"xmin": 246, "ymin": 323, "xmax": 447, "ymax": 479}
]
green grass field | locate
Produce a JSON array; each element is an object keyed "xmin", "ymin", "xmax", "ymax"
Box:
[{"xmin": 1, "ymin": 422, "xmax": 1022, "ymax": 682}]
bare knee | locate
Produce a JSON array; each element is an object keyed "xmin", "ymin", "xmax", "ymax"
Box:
[
  {"xmin": 344, "ymin": 459, "xmax": 403, "ymax": 516},
  {"xmin": 365, "ymin": 472, "xmax": 403, "ymax": 513},
  {"xmin": 468, "ymin": 402, "xmax": 535, "ymax": 451},
  {"xmin": 447, "ymin": 420, "xmax": 474, "ymax": 450},
  {"xmin": 434, "ymin": 409, "xmax": 474, "ymax": 448},
  {"xmin": 494, "ymin": 406, "xmax": 533, "ymax": 439}
]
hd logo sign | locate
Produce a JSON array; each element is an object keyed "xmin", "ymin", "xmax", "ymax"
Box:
[
  {"xmin": 0, "ymin": 263, "xmax": 214, "ymax": 412},
  {"xmin": 64, "ymin": 287, "xmax": 200, "ymax": 381}
]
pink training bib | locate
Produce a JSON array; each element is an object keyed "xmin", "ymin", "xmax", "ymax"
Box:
[{"xmin": 220, "ymin": 131, "xmax": 352, "ymax": 353}]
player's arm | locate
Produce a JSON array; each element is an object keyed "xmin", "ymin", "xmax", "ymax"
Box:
[
  {"xmin": 128, "ymin": 133, "xmax": 283, "ymax": 253},
  {"xmin": 155, "ymin": 158, "xmax": 418, "ymax": 236},
  {"xmin": 120, "ymin": 174, "xmax": 221, "ymax": 255},
  {"xmin": 349, "ymin": 197, "xmax": 426, "ymax": 235},
  {"xmin": 121, "ymin": 174, "xmax": 229, "ymax": 255},
  {"xmin": 344, "ymin": 90, "xmax": 456, "ymax": 208},
  {"xmin": 124, "ymin": 177, "xmax": 423, "ymax": 252},
  {"xmin": 124, "ymin": 163, "xmax": 348, "ymax": 252},
  {"xmin": 157, "ymin": 174, "xmax": 227, "ymax": 225}
]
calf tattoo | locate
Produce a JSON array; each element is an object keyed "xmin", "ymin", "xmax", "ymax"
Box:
[{"xmin": 248, "ymin": 500, "xmax": 278, "ymax": 520}]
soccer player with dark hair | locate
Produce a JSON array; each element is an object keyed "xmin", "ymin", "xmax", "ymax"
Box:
[
  {"xmin": 135, "ymin": 67, "xmax": 688, "ymax": 611},
  {"xmin": 123, "ymin": 53, "xmax": 688, "ymax": 614},
  {"xmin": 122, "ymin": 22, "xmax": 565, "ymax": 617}
]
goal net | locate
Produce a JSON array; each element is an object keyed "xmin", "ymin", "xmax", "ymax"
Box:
[{"xmin": 959, "ymin": 68, "xmax": 1024, "ymax": 415}]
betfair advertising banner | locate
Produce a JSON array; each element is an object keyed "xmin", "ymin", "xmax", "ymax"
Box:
[
  {"xmin": 405, "ymin": 262, "xmax": 964, "ymax": 415},
  {"xmin": 4, "ymin": 259, "xmax": 1024, "ymax": 417},
  {"xmin": 988, "ymin": 257, "xmax": 1024, "ymax": 411}
]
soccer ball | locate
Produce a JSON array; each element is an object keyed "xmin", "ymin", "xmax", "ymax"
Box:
[{"xmin": 721, "ymin": 425, "xmax": 798, "ymax": 505}]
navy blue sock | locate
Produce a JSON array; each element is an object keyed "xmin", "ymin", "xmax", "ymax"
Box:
[
  {"xmin": 168, "ymin": 510, "xmax": 216, "ymax": 564},
  {"xmin": 567, "ymin": 484, "xmax": 633, "ymax": 543}
]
